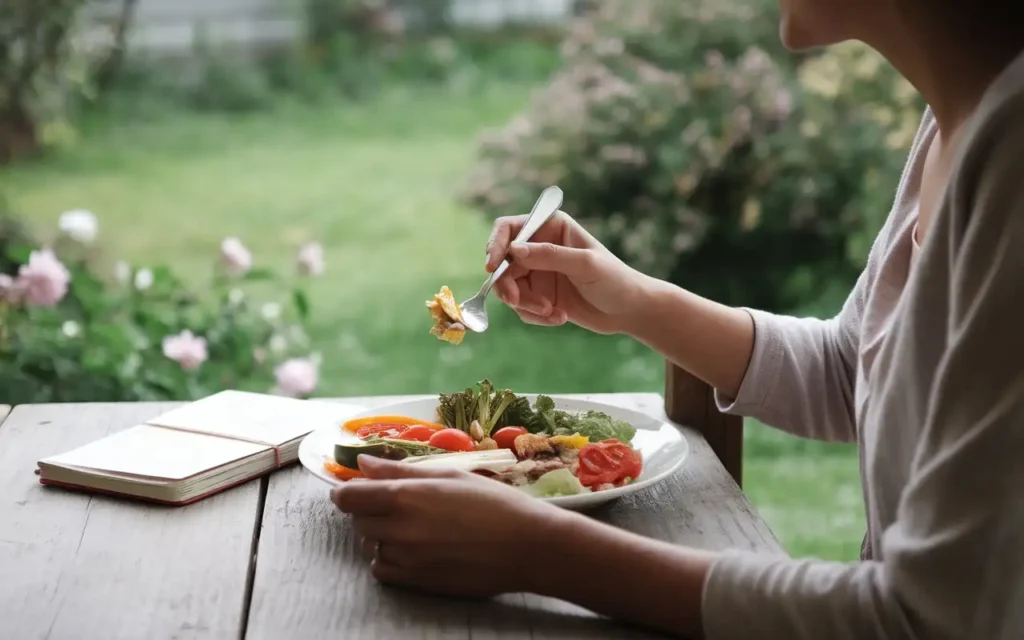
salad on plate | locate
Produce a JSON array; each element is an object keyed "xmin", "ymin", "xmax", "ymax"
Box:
[{"xmin": 323, "ymin": 380, "xmax": 643, "ymax": 497}]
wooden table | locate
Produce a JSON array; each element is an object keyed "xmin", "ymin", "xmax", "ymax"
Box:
[{"xmin": 0, "ymin": 394, "xmax": 782, "ymax": 639}]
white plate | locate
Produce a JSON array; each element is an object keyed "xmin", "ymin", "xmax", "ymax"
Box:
[{"xmin": 298, "ymin": 395, "xmax": 689, "ymax": 510}]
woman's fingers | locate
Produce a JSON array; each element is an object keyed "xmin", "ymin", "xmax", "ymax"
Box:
[
  {"xmin": 507, "ymin": 242, "xmax": 596, "ymax": 280},
  {"xmin": 331, "ymin": 481, "xmax": 399, "ymax": 516},
  {"xmin": 485, "ymin": 215, "xmax": 527, "ymax": 271},
  {"xmin": 361, "ymin": 535, "xmax": 376, "ymax": 559},
  {"xmin": 514, "ymin": 278, "xmax": 553, "ymax": 316},
  {"xmin": 496, "ymin": 275, "xmax": 556, "ymax": 317},
  {"xmin": 495, "ymin": 277, "xmax": 520, "ymax": 306},
  {"xmin": 486, "ymin": 211, "xmax": 570, "ymax": 272},
  {"xmin": 518, "ymin": 308, "xmax": 568, "ymax": 326},
  {"xmin": 529, "ymin": 270, "xmax": 557, "ymax": 316}
]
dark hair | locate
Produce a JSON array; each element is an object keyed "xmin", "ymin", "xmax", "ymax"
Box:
[{"xmin": 933, "ymin": 2, "xmax": 1024, "ymax": 54}]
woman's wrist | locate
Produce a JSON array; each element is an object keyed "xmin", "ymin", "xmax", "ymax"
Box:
[
  {"xmin": 522, "ymin": 508, "xmax": 714, "ymax": 638},
  {"xmin": 619, "ymin": 274, "xmax": 754, "ymax": 398},
  {"xmin": 620, "ymin": 273, "xmax": 678, "ymax": 341}
]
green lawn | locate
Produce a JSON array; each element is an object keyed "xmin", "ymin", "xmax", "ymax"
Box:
[{"xmin": 0, "ymin": 84, "xmax": 863, "ymax": 560}]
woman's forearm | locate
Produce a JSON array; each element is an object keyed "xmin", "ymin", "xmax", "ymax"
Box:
[
  {"xmin": 628, "ymin": 276, "xmax": 755, "ymax": 399},
  {"xmin": 528, "ymin": 511, "xmax": 715, "ymax": 638}
]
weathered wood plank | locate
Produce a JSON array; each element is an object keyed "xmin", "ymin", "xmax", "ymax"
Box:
[
  {"xmin": 247, "ymin": 393, "xmax": 780, "ymax": 639},
  {"xmin": 0, "ymin": 402, "xmax": 264, "ymax": 640}
]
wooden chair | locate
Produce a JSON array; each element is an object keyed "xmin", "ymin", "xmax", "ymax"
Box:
[{"xmin": 664, "ymin": 362, "xmax": 744, "ymax": 487}]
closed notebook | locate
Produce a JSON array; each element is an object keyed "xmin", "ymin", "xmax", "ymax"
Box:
[{"xmin": 37, "ymin": 390, "xmax": 363, "ymax": 505}]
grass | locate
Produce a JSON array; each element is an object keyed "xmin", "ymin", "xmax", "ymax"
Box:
[{"xmin": 0, "ymin": 84, "xmax": 863, "ymax": 560}]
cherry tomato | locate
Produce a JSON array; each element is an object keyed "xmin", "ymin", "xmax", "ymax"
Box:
[
  {"xmin": 428, "ymin": 428, "xmax": 475, "ymax": 452},
  {"xmin": 576, "ymin": 440, "xmax": 642, "ymax": 488},
  {"xmin": 355, "ymin": 423, "xmax": 409, "ymax": 440},
  {"xmin": 492, "ymin": 426, "xmax": 528, "ymax": 451},
  {"xmin": 398, "ymin": 425, "xmax": 436, "ymax": 442}
]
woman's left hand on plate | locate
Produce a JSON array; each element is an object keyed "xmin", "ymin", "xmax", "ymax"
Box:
[{"xmin": 331, "ymin": 455, "xmax": 567, "ymax": 598}]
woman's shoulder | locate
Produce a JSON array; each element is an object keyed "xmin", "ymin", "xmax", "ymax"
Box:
[
  {"xmin": 956, "ymin": 51, "xmax": 1024, "ymax": 193},
  {"xmin": 945, "ymin": 51, "xmax": 1024, "ymax": 239}
]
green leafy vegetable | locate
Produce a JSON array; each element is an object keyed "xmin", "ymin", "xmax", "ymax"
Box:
[
  {"xmin": 555, "ymin": 410, "xmax": 637, "ymax": 443},
  {"xmin": 524, "ymin": 396, "xmax": 634, "ymax": 442},
  {"xmin": 436, "ymin": 379, "xmax": 521, "ymax": 437},
  {"xmin": 439, "ymin": 386, "xmax": 637, "ymax": 443},
  {"xmin": 502, "ymin": 395, "xmax": 534, "ymax": 428},
  {"xmin": 524, "ymin": 468, "xmax": 589, "ymax": 497}
]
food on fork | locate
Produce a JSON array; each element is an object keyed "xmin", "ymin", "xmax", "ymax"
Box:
[{"xmin": 426, "ymin": 286, "xmax": 466, "ymax": 344}]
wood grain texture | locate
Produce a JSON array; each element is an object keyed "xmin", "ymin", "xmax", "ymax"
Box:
[
  {"xmin": 0, "ymin": 402, "xmax": 264, "ymax": 640},
  {"xmin": 665, "ymin": 363, "xmax": 744, "ymax": 487},
  {"xmin": 247, "ymin": 393, "xmax": 781, "ymax": 639}
]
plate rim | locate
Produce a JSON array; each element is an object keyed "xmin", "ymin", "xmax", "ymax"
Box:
[{"xmin": 298, "ymin": 394, "xmax": 689, "ymax": 508}]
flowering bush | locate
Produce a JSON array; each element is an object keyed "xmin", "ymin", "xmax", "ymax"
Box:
[
  {"xmin": 0, "ymin": 208, "xmax": 327, "ymax": 403},
  {"xmin": 463, "ymin": 0, "xmax": 924, "ymax": 311}
]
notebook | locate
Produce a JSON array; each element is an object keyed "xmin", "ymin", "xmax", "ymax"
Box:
[{"xmin": 36, "ymin": 390, "xmax": 364, "ymax": 505}]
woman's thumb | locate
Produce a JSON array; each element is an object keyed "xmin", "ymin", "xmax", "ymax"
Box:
[{"xmin": 507, "ymin": 242, "xmax": 594, "ymax": 277}]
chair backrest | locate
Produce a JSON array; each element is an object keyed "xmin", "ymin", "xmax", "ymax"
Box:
[{"xmin": 664, "ymin": 362, "xmax": 744, "ymax": 487}]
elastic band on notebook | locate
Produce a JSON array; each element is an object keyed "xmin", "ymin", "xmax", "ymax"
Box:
[{"xmin": 149, "ymin": 424, "xmax": 287, "ymax": 468}]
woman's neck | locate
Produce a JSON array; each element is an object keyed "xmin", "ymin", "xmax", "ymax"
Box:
[{"xmin": 866, "ymin": 19, "xmax": 1020, "ymax": 134}]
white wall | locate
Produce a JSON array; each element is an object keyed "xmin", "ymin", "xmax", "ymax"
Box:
[{"xmin": 80, "ymin": 0, "xmax": 572, "ymax": 54}]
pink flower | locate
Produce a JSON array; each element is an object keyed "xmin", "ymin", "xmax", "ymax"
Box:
[
  {"xmin": 17, "ymin": 249, "xmax": 70, "ymax": 307},
  {"xmin": 274, "ymin": 357, "xmax": 319, "ymax": 397},
  {"xmin": 296, "ymin": 242, "xmax": 324, "ymax": 276},
  {"xmin": 162, "ymin": 330, "xmax": 208, "ymax": 370},
  {"xmin": 220, "ymin": 237, "xmax": 252, "ymax": 276}
]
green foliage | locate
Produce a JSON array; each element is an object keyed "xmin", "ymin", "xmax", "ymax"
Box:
[
  {"xmin": 0, "ymin": 212, "xmax": 321, "ymax": 403},
  {"xmin": 0, "ymin": 0, "xmax": 91, "ymax": 163},
  {"xmin": 463, "ymin": 0, "xmax": 924, "ymax": 311},
  {"xmin": 187, "ymin": 35, "xmax": 277, "ymax": 113}
]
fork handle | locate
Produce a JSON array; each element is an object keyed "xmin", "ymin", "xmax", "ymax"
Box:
[
  {"xmin": 480, "ymin": 186, "xmax": 564, "ymax": 298},
  {"xmin": 514, "ymin": 185, "xmax": 564, "ymax": 244}
]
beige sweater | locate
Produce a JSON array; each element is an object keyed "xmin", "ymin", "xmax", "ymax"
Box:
[{"xmin": 702, "ymin": 51, "xmax": 1024, "ymax": 640}]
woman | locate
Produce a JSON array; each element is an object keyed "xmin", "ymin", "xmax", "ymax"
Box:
[{"xmin": 332, "ymin": 1, "xmax": 1024, "ymax": 637}]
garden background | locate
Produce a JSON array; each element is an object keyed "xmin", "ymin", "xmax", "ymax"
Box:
[{"xmin": 0, "ymin": 0, "xmax": 924, "ymax": 561}]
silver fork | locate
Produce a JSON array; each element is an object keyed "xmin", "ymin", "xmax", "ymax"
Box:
[{"xmin": 458, "ymin": 185, "xmax": 564, "ymax": 333}]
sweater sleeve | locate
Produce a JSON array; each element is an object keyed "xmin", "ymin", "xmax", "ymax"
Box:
[
  {"xmin": 712, "ymin": 110, "xmax": 937, "ymax": 443},
  {"xmin": 711, "ymin": 277, "xmax": 865, "ymax": 443},
  {"xmin": 700, "ymin": 90, "xmax": 1024, "ymax": 640}
]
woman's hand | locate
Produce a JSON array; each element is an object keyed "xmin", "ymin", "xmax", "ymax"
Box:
[
  {"xmin": 485, "ymin": 210, "xmax": 652, "ymax": 335},
  {"xmin": 487, "ymin": 210, "xmax": 755, "ymax": 396},
  {"xmin": 330, "ymin": 455, "xmax": 567, "ymax": 598},
  {"xmin": 331, "ymin": 455, "xmax": 714, "ymax": 637}
]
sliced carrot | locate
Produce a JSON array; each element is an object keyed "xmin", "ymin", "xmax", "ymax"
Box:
[
  {"xmin": 324, "ymin": 460, "xmax": 364, "ymax": 481},
  {"xmin": 342, "ymin": 415, "xmax": 447, "ymax": 433}
]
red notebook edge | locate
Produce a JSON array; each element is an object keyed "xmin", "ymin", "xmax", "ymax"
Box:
[{"xmin": 38, "ymin": 458, "xmax": 299, "ymax": 507}]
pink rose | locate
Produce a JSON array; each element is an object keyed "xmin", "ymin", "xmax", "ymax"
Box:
[
  {"xmin": 220, "ymin": 237, "xmax": 252, "ymax": 276},
  {"xmin": 17, "ymin": 249, "xmax": 70, "ymax": 307},
  {"xmin": 274, "ymin": 357, "xmax": 319, "ymax": 397},
  {"xmin": 162, "ymin": 330, "xmax": 208, "ymax": 370},
  {"xmin": 296, "ymin": 242, "xmax": 324, "ymax": 276}
]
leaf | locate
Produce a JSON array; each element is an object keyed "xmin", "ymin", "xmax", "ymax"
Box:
[
  {"xmin": 243, "ymin": 268, "xmax": 275, "ymax": 282},
  {"xmin": 5, "ymin": 244, "xmax": 32, "ymax": 264},
  {"xmin": 292, "ymin": 289, "xmax": 310, "ymax": 321}
]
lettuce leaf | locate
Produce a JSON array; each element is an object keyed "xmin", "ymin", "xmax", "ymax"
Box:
[
  {"xmin": 524, "ymin": 468, "xmax": 589, "ymax": 497},
  {"xmin": 553, "ymin": 410, "xmax": 636, "ymax": 442}
]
